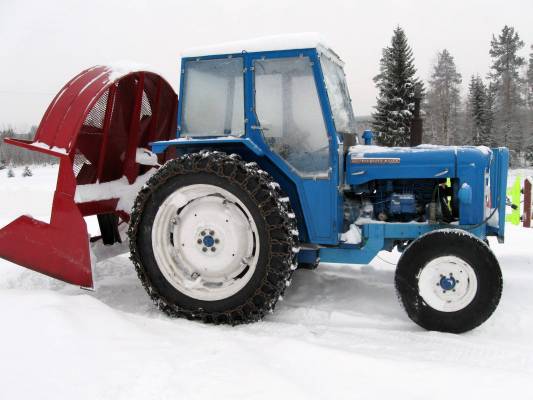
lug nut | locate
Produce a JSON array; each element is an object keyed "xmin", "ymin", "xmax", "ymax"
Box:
[
  {"xmin": 211, "ymin": 247, "xmax": 216, "ymax": 252},
  {"xmin": 197, "ymin": 239, "xmax": 202, "ymax": 244},
  {"xmin": 209, "ymin": 230, "xmax": 215, "ymax": 235},
  {"xmin": 202, "ymin": 247, "xmax": 207, "ymax": 252},
  {"xmin": 201, "ymin": 231, "xmax": 206, "ymax": 236}
]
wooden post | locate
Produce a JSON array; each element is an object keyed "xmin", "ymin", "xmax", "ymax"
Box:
[{"xmin": 524, "ymin": 178, "xmax": 531, "ymax": 228}]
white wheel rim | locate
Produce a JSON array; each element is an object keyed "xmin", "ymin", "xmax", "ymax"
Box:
[
  {"xmin": 417, "ymin": 256, "xmax": 478, "ymax": 312},
  {"xmin": 151, "ymin": 184, "xmax": 260, "ymax": 301}
]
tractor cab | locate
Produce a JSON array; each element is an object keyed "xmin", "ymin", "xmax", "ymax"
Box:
[
  {"xmin": 152, "ymin": 34, "xmax": 359, "ymax": 244},
  {"xmin": 177, "ymin": 35, "xmax": 358, "ymax": 164}
]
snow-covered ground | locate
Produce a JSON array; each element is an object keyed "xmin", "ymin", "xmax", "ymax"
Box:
[{"xmin": 0, "ymin": 165, "xmax": 532, "ymax": 399}]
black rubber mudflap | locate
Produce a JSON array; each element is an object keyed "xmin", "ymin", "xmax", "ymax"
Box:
[{"xmin": 97, "ymin": 213, "xmax": 122, "ymax": 245}]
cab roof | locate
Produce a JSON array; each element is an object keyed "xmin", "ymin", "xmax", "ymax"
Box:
[{"xmin": 181, "ymin": 32, "xmax": 344, "ymax": 66}]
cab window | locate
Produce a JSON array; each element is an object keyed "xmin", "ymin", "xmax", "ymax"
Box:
[
  {"xmin": 181, "ymin": 57, "xmax": 244, "ymax": 136},
  {"xmin": 254, "ymin": 56, "xmax": 330, "ymax": 177}
]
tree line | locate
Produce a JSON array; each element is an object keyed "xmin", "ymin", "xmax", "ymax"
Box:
[
  {"xmin": 0, "ymin": 126, "xmax": 57, "ymax": 167},
  {"xmin": 1, "ymin": 27, "xmax": 532, "ymax": 167},
  {"xmin": 373, "ymin": 25, "xmax": 533, "ymax": 166}
]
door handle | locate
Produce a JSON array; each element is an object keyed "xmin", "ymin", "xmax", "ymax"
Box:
[{"xmin": 351, "ymin": 170, "xmax": 366, "ymax": 176}]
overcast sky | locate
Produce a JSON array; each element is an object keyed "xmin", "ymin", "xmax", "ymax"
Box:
[{"xmin": 1, "ymin": 0, "xmax": 532, "ymax": 132}]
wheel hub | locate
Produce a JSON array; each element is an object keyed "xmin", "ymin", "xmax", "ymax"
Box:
[
  {"xmin": 417, "ymin": 256, "xmax": 478, "ymax": 312},
  {"xmin": 203, "ymin": 235, "xmax": 215, "ymax": 247},
  {"xmin": 196, "ymin": 229, "xmax": 221, "ymax": 253},
  {"xmin": 439, "ymin": 275, "xmax": 456, "ymax": 291}
]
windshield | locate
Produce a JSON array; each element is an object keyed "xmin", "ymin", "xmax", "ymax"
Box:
[{"xmin": 319, "ymin": 54, "xmax": 357, "ymax": 134}]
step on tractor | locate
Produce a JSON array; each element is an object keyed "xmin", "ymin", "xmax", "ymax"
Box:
[{"xmin": 0, "ymin": 34, "xmax": 508, "ymax": 333}]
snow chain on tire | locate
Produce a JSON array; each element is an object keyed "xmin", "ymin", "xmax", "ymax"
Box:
[{"xmin": 128, "ymin": 151, "xmax": 299, "ymax": 325}]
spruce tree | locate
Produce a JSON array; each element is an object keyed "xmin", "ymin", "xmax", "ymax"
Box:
[
  {"xmin": 526, "ymin": 46, "xmax": 533, "ymax": 163},
  {"xmin": 527, "ymin": 45, "xmax": 533, "ymax": 108},
  {"xmin": 426, "ymin": 49, "xmax": 462, "ymax": 145},
  {"xmin": 485, "ymin": 82, "xmax": 496, "ymax": 144},
  {"xmin": 372, "ymin": 27, "xmax": 423, "ymax": 146},
  {"xmin": 7, "ymin": 168, "xmax": 14, "ymax": 178},
  {"xmin": 488, "ymin": 25, "xmax": 525, "ymax": 151},
  {"xmin": 22, "ymin": 166, "xmax": 32, "ymax": 177},
  {"xmin": 466, "ymin": 75, "xmax": 492, "ymax": 146}
]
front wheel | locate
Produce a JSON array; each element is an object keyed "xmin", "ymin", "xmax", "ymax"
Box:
[
  {"xmin": 128, "ymin": 152, "xmax": 298, "ymax": 325},
  {"xmin": 395, "ymin": 229, "xmax": 502, "ymax": 333}
]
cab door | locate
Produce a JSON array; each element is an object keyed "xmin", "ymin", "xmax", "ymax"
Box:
[{"xmin": 246, "ymin": 50, "xmax": 340, "ymax": 244}]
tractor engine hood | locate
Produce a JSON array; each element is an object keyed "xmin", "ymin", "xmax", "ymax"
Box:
[{"xmin": 346, "ymin": 144, "xmax": 492, "ymax": 185}]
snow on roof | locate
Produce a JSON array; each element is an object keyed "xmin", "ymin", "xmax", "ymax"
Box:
[
  {"xmin": 101, "ymin": 60, "xmax": 166, "ymax": 83},
  {"xmin": 181, "ymin": 32, "xmax": 336, "ymax": 59}
]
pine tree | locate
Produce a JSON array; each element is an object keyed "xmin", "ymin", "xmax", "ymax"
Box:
[
  {"xmin": 485, "ymin": 82, "xmax": 496, "ymax": 143},
  {"xmin": 466, "ymin": 76, "xmax": 493, "ymax": 146},
  {"xmin": 527, "ymin": 45, "xmax": 533, "ymax": 108},
  {"xmin": 426, "ymin": 49, "xmax": 462, "ymax": 145},
  {"xmin": 526, "ymin": 46, "xmax": 533, "ymax": 164},
  {"xmin": 466, "ymin": 76, "xmax": 484, "ymax": 145},
  {"xmin": 22, "ymin": 166, "xmax": 32, "ymax": 177},
  {"xmin": 488, "ymin": 25, "xmax": 525, "ymax": 151},
  {"xmin": 7, "ymin": 168, "xmax": 14, "ymax": 178},
  {"xmin": 372, "ymin": 26, "xmax": 423, "ymax": 146}
]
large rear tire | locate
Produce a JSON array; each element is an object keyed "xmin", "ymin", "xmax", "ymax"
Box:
[
  {"xmin": 395, "ymin": 229, "xmax": 502, "ymax": 333},
  {"xmin": 128, "ymin": 152, "xmax": 298, "ymax": 324}
]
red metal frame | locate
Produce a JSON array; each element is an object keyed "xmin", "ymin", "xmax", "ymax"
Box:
[{"xmin": 0, "ymin": 66, "xmax": 178, "ymax": 287}]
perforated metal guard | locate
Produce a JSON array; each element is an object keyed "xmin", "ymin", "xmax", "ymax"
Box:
[
  {"xmin": 73, "ymin": 151, "xmax": 91, "ymax": 177},
  {"xmin": 83, "ymin": 89, "xmax": 109, "ymax": 130},
  {"xmin": 141, "ymin": 91, "xmax": 152, "ymax": 119}
]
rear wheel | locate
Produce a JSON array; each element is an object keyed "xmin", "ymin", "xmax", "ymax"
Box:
[
  {"xmin": 395, "ymin": 229, "xmax": 502, "ymax": 333},
  {"xmin": 128, "ymin": 152, "xmax": 298, "ymax": 324}
]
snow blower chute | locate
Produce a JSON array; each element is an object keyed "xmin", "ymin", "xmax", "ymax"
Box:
[{"xmin": 0, "ymin": 66, "xmax": 177, "ymax": 287}]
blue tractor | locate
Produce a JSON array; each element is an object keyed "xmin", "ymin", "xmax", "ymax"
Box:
[
  {"xmin": 124, "ymin": 36, "xmax": 509, "ymax": 333},
  {"xmin": 1, "ymin": 35, "xmax": 508, "ymax": 333}
]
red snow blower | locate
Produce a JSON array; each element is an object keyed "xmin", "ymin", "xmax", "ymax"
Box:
[{"xmin": 0, "ymin": 66, "xmax": 177, "ymax": 288}]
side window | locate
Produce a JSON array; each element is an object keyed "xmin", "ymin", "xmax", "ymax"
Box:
[
  {"xmin": 181, "ymin": 57, "xmax": 244, "ymax": 136},
  {"xmin": 254, "ymin": 57, "xmax": 330, "ymax": 177}
]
